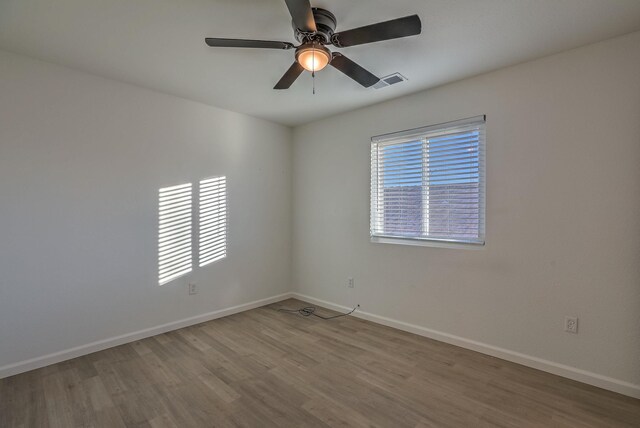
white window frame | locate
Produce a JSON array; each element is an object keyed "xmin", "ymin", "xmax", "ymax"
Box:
[{"xmin": 370, "ymin": 116, "xmax": 486, "ymax": 248}]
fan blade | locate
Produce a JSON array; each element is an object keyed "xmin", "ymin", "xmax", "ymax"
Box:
[
  {"xmin": 284, "ymin": 0, "xmax": 317, "ymax": 33},
  {"xmin": 331, "ymin": 15, "xmax": 421, "ymax": 47},
  {"xmin": 205, "ymin": 38, "xmax": 294, "ymax": 50},
  {"xmin": 274, "ymin": 62, "xmax": 305, "ymax": 89},
  {"xmin": 330, "ymin": 53, "xmax": 380, "ymax": 88}
]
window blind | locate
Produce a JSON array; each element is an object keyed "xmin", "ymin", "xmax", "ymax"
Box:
[
  {"xmin": 371, "ymin": 116, "xmax": 485, "ymax": 245},
  {"xmin": 199, "ymin": 176, "xmax": 227, "ymax": 267},
  {"xmin": 158, "ymin": 183, "xmax": 193, "ymax": 285}
]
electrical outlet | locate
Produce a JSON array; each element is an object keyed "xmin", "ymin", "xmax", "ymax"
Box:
[
  {"xmin": 189, "ymin": 283, "xmax": 198, "ymax": 295},
  {"xmin": 564, "ymin": 316, "xmax": 578, "ymax": 334},
  {"xmin": 348, "ymin": 277, "xmax": 354, "ymax": 288}
]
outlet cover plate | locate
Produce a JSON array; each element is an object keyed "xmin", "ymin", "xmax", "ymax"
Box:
[{"xmin": 564, "ymin": 316, "xmax": 578, "ymax": 334}]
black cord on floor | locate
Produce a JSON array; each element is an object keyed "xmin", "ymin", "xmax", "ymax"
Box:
[{"xmin": 278, "ymin": 305, "xmax": 359, "ymax": 320}]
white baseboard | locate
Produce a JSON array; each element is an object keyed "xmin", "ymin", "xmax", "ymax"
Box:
[
  {"xmin": 0, "ymin": 292, "xmax": 294, "ymax": 380},
  {"xmin": 291, "ymin": 292, "xmax": 640, "ymax": 399}
]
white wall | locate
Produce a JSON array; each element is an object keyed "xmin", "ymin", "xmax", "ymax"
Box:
[
  {"xmin": 292, "ymin": 32, "xmax": 640, "ymax": 392},
  {"xmin": 0, "ymin": 49, "xmax": 292, "ymax": 371}
]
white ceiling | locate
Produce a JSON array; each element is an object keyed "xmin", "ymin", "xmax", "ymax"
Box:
[{"xmin": 1, "ymin": 0, "xmax": 640, "ymax": 126}]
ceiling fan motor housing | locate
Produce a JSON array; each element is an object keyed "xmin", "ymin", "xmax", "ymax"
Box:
[{"xmin": 294, "ymin": 8, "xmax": 337, "ymax": 44}]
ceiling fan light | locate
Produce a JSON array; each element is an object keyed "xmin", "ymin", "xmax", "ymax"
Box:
[{"xmin": 296, "ymin": 43, "xmax": 331, "ymax": 72}]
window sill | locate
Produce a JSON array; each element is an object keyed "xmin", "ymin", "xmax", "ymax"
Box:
[{"xmin": 370, "ymin": 236, "xmax": 485, "ymax": 250}]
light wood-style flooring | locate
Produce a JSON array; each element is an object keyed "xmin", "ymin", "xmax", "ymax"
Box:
[{"xmin": 1, "ymin": 299, "xmax": 639, "ymax": 427}]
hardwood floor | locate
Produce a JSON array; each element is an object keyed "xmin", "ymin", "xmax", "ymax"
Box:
[{"xmin": 1, "ymin": 298, "xmax": 639, "ymax": 427}]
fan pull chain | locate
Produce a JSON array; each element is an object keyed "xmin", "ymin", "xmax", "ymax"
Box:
[{"xmin": 312, "ymin": 48, "xmax": 316, "ymax": 95}]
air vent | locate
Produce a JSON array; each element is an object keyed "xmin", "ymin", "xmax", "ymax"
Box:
[{"xmin": 373, "ymin": 72, "xmax": 408, "ymax": 89}]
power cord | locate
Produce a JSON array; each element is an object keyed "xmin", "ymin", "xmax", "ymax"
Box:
[{"xmin": 278, "ymin": 305, "xmax": 359, "ymax": 320}]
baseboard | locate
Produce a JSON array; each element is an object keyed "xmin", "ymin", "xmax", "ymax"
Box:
[
  {"xmin": 291, "ymin": 292, "xmax": 640, "ymax": 399},
  {"xmin": 0, "ymin": 292, "xmax": 294, "ymax": 380}
]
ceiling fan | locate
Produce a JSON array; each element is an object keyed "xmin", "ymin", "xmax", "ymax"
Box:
[{"xmin": 205, "ymin": 0, "xmax": 422, "ymax": 90}]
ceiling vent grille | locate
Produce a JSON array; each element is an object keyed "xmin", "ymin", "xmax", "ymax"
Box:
[{"xmin": 373, "ymin": 73, "xmax": 408, "ymax": 89}]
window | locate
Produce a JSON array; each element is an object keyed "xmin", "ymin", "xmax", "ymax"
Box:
[
  {"xmin": 370, "ymin": 116, "xmax": 485, "ymax": 246},
  {"xmin": 199, "ymin": 176, "xmax": 227, "ymax": 266},
  {"xmin": 158, "ymin": 183, "xmax": 193, "ymax": 285}
]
